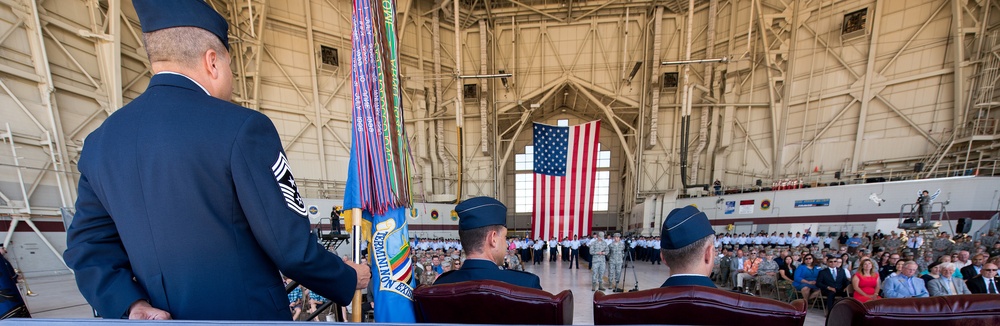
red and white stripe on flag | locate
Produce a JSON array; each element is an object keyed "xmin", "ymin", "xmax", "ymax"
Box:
[{"xmin": 531, "ymin": 120, "xmax": 601, "ymax": 240}]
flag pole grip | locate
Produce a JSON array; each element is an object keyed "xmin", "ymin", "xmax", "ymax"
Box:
[{"xmin": 351, "ymin": 207, "xmax": 363, "ymax": 322}]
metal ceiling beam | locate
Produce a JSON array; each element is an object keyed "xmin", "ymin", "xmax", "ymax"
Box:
[{"xmin": 569, "ymin": 80, "xmax": 635, "ymax": 174}]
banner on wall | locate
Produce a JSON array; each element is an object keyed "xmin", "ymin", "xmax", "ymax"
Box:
[
  {"xmin": 794, "ymin": 199, "xmax": 830, "ymax": 208},
  {"xmin": 725, "ymin": 201, "xmax": 735, "ymax": 215},
  {"xmin": 738, "ymin": 200, "xmax": 755, "ymax": 214}
]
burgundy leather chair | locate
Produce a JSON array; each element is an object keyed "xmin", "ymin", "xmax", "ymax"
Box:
[
  {"xmin": 593, "ymin": 286, "xmax": 807, "ymax": 325},
  {"xmin": 826, "ymin": 295, "xmax": 1000, "ymax": 326},
  {"xmin": 413, "ymin": 280, "xmax": 573, "ymax": 324}
]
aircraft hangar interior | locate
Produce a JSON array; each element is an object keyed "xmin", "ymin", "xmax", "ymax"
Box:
[{"xmin": 1, "ymin": 0, "xmax": 999, "ymax": 324}]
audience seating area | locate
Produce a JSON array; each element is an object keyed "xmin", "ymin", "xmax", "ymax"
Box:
[
  {"xmin": 411, "ymin": 280, "xmax": 1000, "ymax": 325},
  {"xmin": 592, "ymin": 286, "xmax": 807, "ymax": 325},
  {"xmin": 826, "ymin": 295, "xmax": 1000, "ymax": 326},
  {"xmin": 412, "ymin": 280, "xmax": 573, "ymax": 325}
]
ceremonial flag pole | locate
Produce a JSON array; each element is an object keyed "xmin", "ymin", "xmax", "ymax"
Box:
[
  {"xmin": 345, "ymin": 0, "xmax": 416, "ymax": 322},
  {"xmin": 351, "ymin": 207, "xmax": 363, "ymax": 322}
]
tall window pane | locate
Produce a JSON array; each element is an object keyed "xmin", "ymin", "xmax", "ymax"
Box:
[
  {"xmin": 515, "ymin": 173, "xmax": 533, "ymax": 213},
  {"xmin": 593, "ymin": 171, "xmax": 610, "ymax": 211}
]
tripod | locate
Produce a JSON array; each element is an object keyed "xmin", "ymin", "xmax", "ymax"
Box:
[{"xmin": 615, "ymin": 243, "xmax": 640, "ymax": 292}]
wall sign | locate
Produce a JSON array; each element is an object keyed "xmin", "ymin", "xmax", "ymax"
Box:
[{"xmin": 794, "ymin": 199, "xmax": 830, "ymax": 208}]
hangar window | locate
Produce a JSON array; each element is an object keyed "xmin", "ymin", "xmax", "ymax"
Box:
[
  {"xmin": 594, "ymin": 171, "xmax": 610, "ymax": 211},
  {"xmin": 842, "ymin": 7, "xmax": 868, "ymax": 40},
  {"xmin": 514, "ymin": 143, "xmax": 611, "ymax": 213},
  {"xmin": 464, "ymin": 84, "xmax": 479, "ymax": 100},
  {"xmin": 515, "ymin": 173, "xmax": 534, "ymax": 213},
  {"xmin": 320, "ymin": 45, "xmax": 339, "ymax": 68},
  {"xmin": 662, "ymin": 72, "xmax": 679, "ymax": 89},
  {"xmin": 515, "ymin": 146, "xmax": 534, "ymax": 213}
]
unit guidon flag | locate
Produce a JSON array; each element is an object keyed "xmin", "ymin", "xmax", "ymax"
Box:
[{"xmin": 531, "ymin": 121, "xmax": 601, "ymax": 240}]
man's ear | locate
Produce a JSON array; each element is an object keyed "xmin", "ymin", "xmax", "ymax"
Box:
[
  {"xmin": 487, "ymin": 230, "xmax": 499, "ymax": 249},
  {"xmin": 704, "ymin": 243, "xmax": 714, "ymax": 264},
  {"xmin": 204, "ymin": 49, "xmax": 219, "ymax": 79}
]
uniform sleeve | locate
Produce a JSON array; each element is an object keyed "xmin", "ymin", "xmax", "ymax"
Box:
[
  {"xmin": 230, "ymin": 113, "xmax": 357, "ymax": 305},
  {"xmin": 64, "ymin": 173, "xmax": 149, "ymax": 318}
]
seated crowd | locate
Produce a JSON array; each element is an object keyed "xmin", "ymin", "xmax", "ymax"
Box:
[
  {"xmin": 710, "ymin": 227, "xmax": 1000, "ymax": 315},
  {"xmin": 298, "ymin": 197, "xmax": 1000, "ymax": 323}
]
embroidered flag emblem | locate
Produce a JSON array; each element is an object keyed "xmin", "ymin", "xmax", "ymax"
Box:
[{"xmin": 272, "ymin": 152, "xmax": 307, "ymax": 217}]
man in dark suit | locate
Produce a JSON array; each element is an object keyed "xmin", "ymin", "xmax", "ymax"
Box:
[
  {"xmin": 960, "ymin": 254, "xmax": 984, "ymax": 281},
  {"xmin": 435, "ymin": 197, "xmax": 542, "ymax": 290},
  {"xmin": 966, "ymin": 262, "xmax": 999, "ymax": 294},
  {"xmin": 816, "ymin": 257, "xmax": 850, "ymax": 314},
  {"xmin": 63, "ymin": 0, "xmax": 370, "ymax": 320},
  {"xmin": 658, "ymin": 206, "xmax": 717, "ymax": 288}
]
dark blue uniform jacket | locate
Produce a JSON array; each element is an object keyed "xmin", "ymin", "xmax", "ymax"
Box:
[
  {"xmin": 660, "ymin": 275, "xmax": 718, "ymax": 288},
  {"xmin": 434, "ymin": 259, "xmax": 542, "ymax": 290},
  {"xmin": 64, "ymin": 74, "xmax": 356, "ymax": 320}
]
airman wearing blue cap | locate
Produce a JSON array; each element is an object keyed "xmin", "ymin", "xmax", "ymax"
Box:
[
  {"xmin": 658, "ymin": 205, "xmax": 718, "ymax": 288},
  {"xmin": 64, "ymin": 0, "xmax": 370, "ymax": 320},
  {"xmin": 434, "ymin": 197, "xmax": 542, "ymax": 289}
]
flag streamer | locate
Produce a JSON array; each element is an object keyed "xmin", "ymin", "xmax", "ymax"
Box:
[{"xmin": 347, "ymin": 0, "xmax": 415, "ymax": 322}]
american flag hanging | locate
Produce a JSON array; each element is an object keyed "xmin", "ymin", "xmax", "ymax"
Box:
[{"xmin": 532, "ymin": 121, "xmax": 601, "ymax": 240}]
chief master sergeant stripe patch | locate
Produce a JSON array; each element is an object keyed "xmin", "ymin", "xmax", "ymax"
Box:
[{"xmin": 272, "ymin": 152, "xmax": 308, "ymax": 217}]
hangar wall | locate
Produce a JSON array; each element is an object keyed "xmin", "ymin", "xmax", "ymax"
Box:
[{"xmin": 1, "ymin": 0, "xmax": 999, "ymax": 253}]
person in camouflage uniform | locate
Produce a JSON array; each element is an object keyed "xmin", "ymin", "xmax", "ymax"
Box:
[
  {"xmin": 958, "ymin": 235, "xmax": 975, "ymax": 253},
  {"xmin": 608, "ymin": 233, "xmax": 626, "ymax": 291},
  {"xmin": 932, "ymin": 232, "xmax": 954, "ymax": 261},
  {"xmin": 980, "ymin": 230, "xmax": 998, "ymax": 248},
  {"xmin": 590, "ymin": 232, "xmax": 610, "ymax": 291},
  {"xmin": 883, "ymin": 233, "xmax": 902, "ymax": 253}
]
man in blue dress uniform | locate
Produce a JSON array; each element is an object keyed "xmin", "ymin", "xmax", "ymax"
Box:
[
  {"xmin": 434, "ymin": 197, "xmax": 542, "ymax": 290},
  {"xmin": 63, "ymin": 0, "xmax": 370, "ymax": 320},
  {"xmin": 659, "ymin": 206, "xmax": 718, "ymax": 288}
]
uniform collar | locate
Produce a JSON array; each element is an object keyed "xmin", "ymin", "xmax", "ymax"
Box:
[
  {"xmin": 660, "ymin": 274, "xmax": 717, "ymax": 288},
  {"xmin": 461, "ymin": 258, "xmax": 501, "ymax": 270},
  {"xmin": 150, "ymin": 72, "xmax": 212, "ymax": 96}
]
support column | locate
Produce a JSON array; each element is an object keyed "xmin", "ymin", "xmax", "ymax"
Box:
[
  {"xmin": 305, "ymin": 1, "xmax": 328, "ymax": 180},
  {"xmin": 776, "ymin": 1, "xmax": 801, "ymax": 177},
  {"xmin": 23, "ymin": 0, "xmax": 73, "ymax": 206},
  {"xmin": 229, "ymin": 0, "xmax": 268, "ymax": 110},
  {"xmin": 94, "ymin": 0, "xmax": 122, "ymax": 112},
  {"xmin": 951, "ymin": 0, "xmax": 969, "ymax": 131},
  {"xmin": 850, "ymin": 0, "xmax": 884, "ymax": 173}
]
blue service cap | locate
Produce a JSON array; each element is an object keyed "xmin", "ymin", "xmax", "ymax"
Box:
[
  {"xmin": 456, "ymin": 197, "xmax": 507, "ymax": 231},
  {"xmin": 660, "ymin": 205, "xmax": 714, "ymax": 249},
  {"xmin": 133, "ymin": 0, "xmax": 230, "ymax": 50}
]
